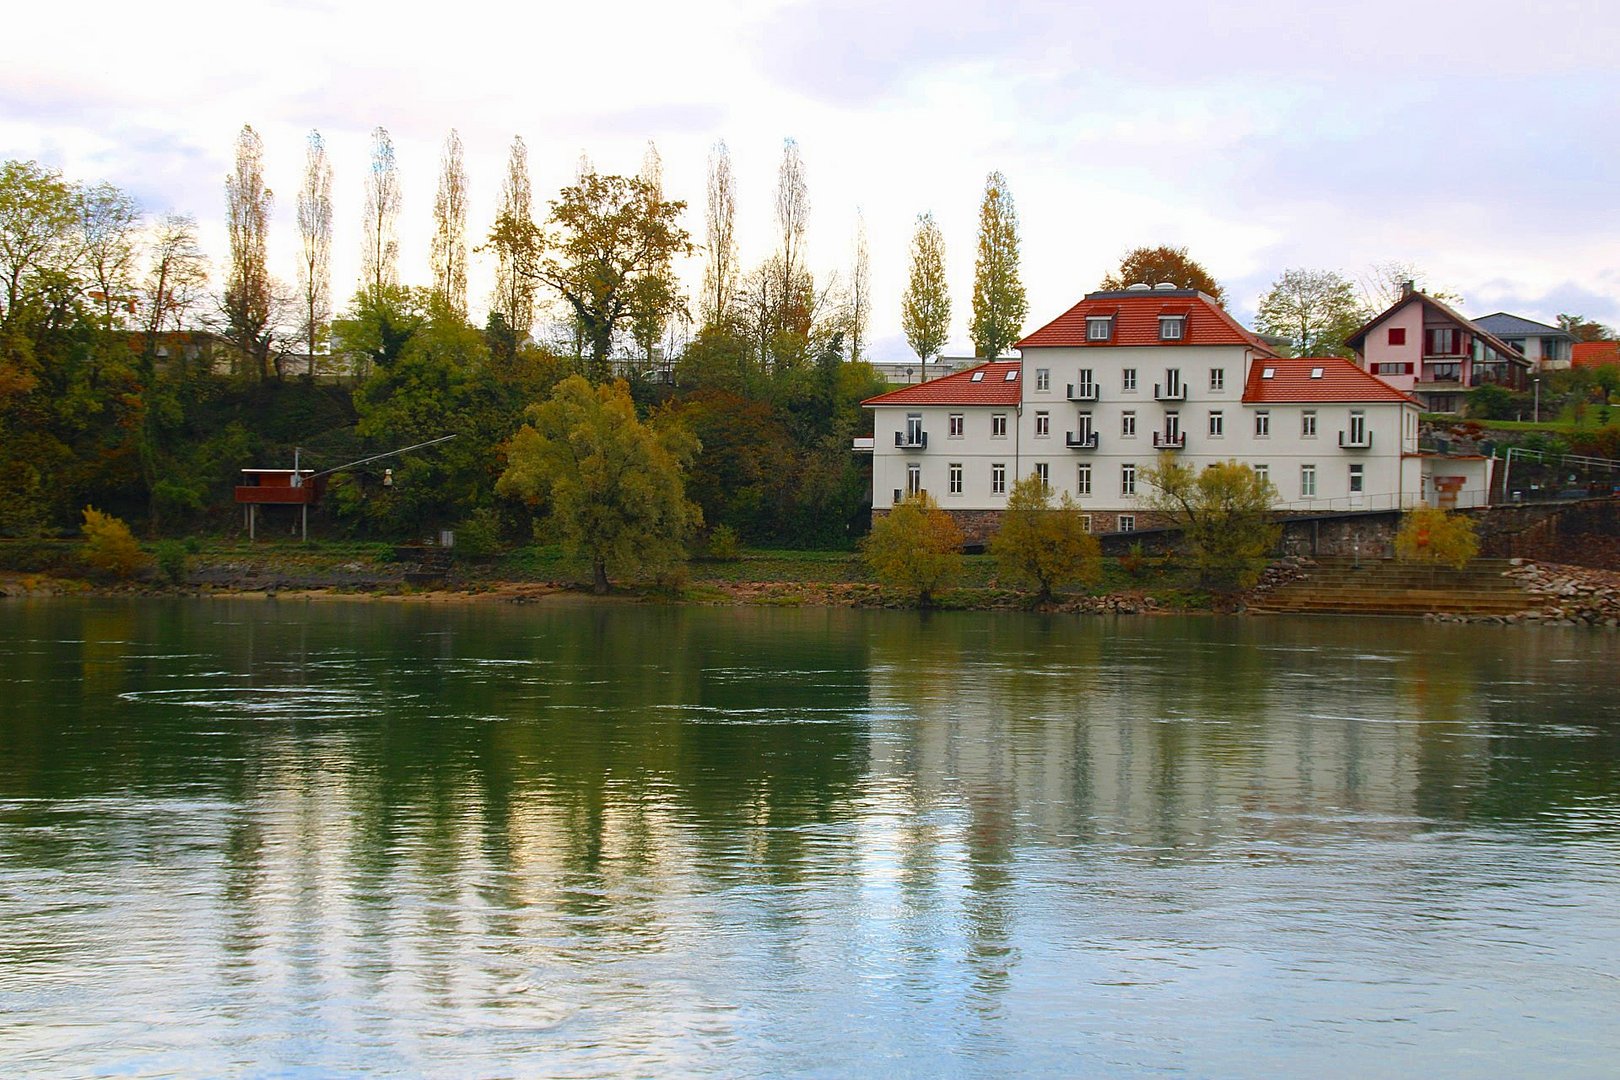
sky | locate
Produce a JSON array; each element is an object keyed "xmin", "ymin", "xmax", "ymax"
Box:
[{"xmin": 4, "ymin": 0, "xmax": 1618, "ymax": 359}]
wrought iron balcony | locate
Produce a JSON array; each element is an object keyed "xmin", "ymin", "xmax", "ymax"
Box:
[
  {"xmin": 1067, "ymin": 383, "xmax": 1099, "ymax": 402},
  {"xmin": 1339, "ymin": 430, "xmax": 1372, "ymax": 449},
  {"xmin": 1154, "ymin": 383, "xmax": 1186, "ymax": 401},
  {"xmin": 895, "ymin": 431, "xmax": 928, "ymax": 450},
  {"xmin": 1152, "ymin": 431, "xmax": 1186, "ymax": 449},
  {"xmin": 1065, "ymin": 431, "xmax": 1099, "ymax": 450}
]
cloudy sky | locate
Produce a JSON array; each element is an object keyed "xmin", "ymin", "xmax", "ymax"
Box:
[{"xmin": 4, "ymin": 0, "xmax": 1616, "ymax": 357}]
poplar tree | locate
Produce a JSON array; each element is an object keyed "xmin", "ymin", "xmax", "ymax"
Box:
[
  {"xmin": 360, "ymin": 126, "xmax": 400, "ymax": 297},
  {"xmin": 847, "ymin": 209, "xmax": 870, "ymax": 362},
  {"xmin": 430, "ymin": 129, "xmax": 468, "ymax": 317},
  {"xmin": 969, "ymin": 171, "xmax": 1026, "ymax": 359},
  {"xmin": 901, "ymin": 211, "xmax": 950, "ymax": 365},
  {"xmin": 628, "ymin": 141, "xmax": 679, "ymax": 366},
  {"xmin": 489, "ymin": 136, "xmax": 536, "ymax": 341},
  {"xmin": 296, "ymin": 130, "xmax": 333, "ymax": 372},
  {"xmin": 700, "ymin": 139, "xmax": 738, "ymax": 329},
  {"xmin": 223, "ymin": 124, "xmax": 274, "ymax": 379}
]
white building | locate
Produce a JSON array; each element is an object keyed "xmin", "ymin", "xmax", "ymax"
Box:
[{"xmin": 864, "ymin": 286, "xmax": 1488, "ymax": 541}]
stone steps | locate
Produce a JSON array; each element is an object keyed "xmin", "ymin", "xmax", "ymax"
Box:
[{"xmin": 1252, "ymin": 558, "xmax": 1533, "ymax": 617}]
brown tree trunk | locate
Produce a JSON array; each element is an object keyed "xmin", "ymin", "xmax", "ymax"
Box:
[{"xmin": 593, "ymin": 558, "xmax": 610, "ymax": 595}]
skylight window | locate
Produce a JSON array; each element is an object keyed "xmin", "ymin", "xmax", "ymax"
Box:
[
  {"xmin": 971, "ymin": 371, "xmax": 984, "ymax": 382},
  {"xmin": 1310, "ymin": 367, "xmax": 1324, "ymax": 379},
  {"xmin": 1262, "ymin": 367, "xmax": 1275, "ymax": 379},
  {"xmin": 1005, "ymin": 369, "xmax": 1018, "ymax": 381}
]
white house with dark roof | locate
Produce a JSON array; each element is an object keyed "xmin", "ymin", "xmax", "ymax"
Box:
[
  {"xmin": 864, "ymin": 286, "xmax": 1487, "ymax": 540},
  {"xmin": 1471, "ymin": 313, "xmax": 1575, "ymax": 372}
]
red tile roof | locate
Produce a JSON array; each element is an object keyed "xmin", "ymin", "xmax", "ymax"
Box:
[
  {"xmin": 863, "ymin": 360, "xmax": 1023, "ymax": 407},
  {"xmin": 1573, "ymin": 341, "xmax": 1620, "ymax": 369},
  {"xmin": 1015, "ymin": 289, "xmax": 1274, "ymax": 352},
  {"xmin": 1242, "ymin": 357, "xmax": 1421, "ymax": 405}
]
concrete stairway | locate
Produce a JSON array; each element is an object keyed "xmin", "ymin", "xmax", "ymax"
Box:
[{"xmin": 1250, "ymin": 557, "xmax": 1533, "ymax": 617}]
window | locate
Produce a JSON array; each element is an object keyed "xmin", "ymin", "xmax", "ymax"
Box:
[
  {"xmin": 948, "ymin": 413, "xmax": 964, "ymax": 438},
  {"xmin": 1035, "ymin": 368, "xmax": 1050, "ymax": 391},
  {"xmin": 905, "ymin": 413, "xmax": 924, "ymax": 445},
  {"xmin": 991, "ymin": 463, "xmax": 1006, "ymax": 495},
  {"xmin": 907, "ymin": 463, "xmax": 921, "ymax": 497},
  {"xmin": 1121, "ymin": 463, "xmax": 1136, "ymax": 496},
  {"xmin": 1081, "ymin": 514, "xmax": 1093, "ymax": 533},
  {"xmin": 1377, "ymin": 362, "xmax": 1413, "ymax": 376},
  {"xmin": 1074, "ymin": 368, "xmax": 1096, "ymax": 398},
  {"xmin": 992, "ymin": 413, "xmax": 1007, "ymax": 438},
  {"xmin": 1261, "ymin": 367, "xmax": 1275, "ymax": 379},
  {"xmin": 1388, "ymin": 327, "xmax": 1406, "ymax": 346},
  {"xmin": 1255, "ymin": 410, "xmax": 1270, "ymax": 437},
  {"xmin": 1254, "ymin": 464, "xmax": 1269, "ymax": 484},
  {"xmin": 1121, "ymin": 411, "xmax": 1136, "ymax": 437},
  {"xmin": 1118, "ymin": 514, "xmax": 1135, "ymax": 532},
  {"xmin": 1005, "ymin": 368, "xmax": 1018, "ymax": 381},
  {"xmin": 1161, "ymin": 368, "xmax": 1182, "ymax": 398},
  {"xmin": 1159, "ymin": 315, "xmax": 1185, "ymax": 341},
  {"xmin": 1122, "ymin": 368, "xmax": 1137, "ymax": 392},
  {"xmin": 1349, "ymin": 463, "xmax": 1364, "ymax": 494},
  {"xmin": 1164, "ymin": 411, "xmax": 1180, "ymax": 440},
  {"xmin": 1076, "ymin": 463, "xmax": 1092, "ymax": 496},
  {"xmin": 971, "ymin": 371, "xmax": 984, "ymax": 382},
  {"xmin": 1425, "ymin": 327, "xmax": 1463, "ymax": 356},
  {"xmin": 949, "ymin": 463, "xmax": 963, "ymax": 495},
  {"xmin": 1348, "ymin": 409, "xmax": 1367, "ymax": 445},
  {"xmin": 1087, "ymin": 316, "xmax": 1113, "ymax": 341},
  {"xmin": 1300, "ymin": 464, "xmax": 1316, "ymax": 498},
  {"xmin": 1075, "ymin": 413, "xmax": 1094, "ymax": 441},
  {"xmin": 1208, "ymin": 410, "xmax": 1224, "ymax": 437},
  {"xmin": 1210, "ymin": 368, "xmax": 1225, "ymax": 391},
  {"xmin": 1035, "ymin": 411, "xmax": 1050, "ymax": 437},
  {"xmin": 1301, "ymin": 410, "xmax": 1317, "ymax": 437},
  {"xmin": 1034, "ymin": 462, "xmax": 1049, "ymax": 491}
]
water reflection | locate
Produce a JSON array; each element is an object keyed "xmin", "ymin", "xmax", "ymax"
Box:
[{"xmin": 1, "ymin": 599, "xmax": 1618, "ymax": 1076}]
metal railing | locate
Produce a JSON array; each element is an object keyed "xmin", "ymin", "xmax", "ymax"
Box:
[
  {"xmin": 1067, "ymin": 383, "xmax": 1099, "ymax": 402},
  {"xmin": 1065, "ymin": 431, "xmax": 1099, "ymax": 449},
  {"xmin": 1338, "ymin": 430, "xmax": 1372, "ymax": 449},
  {"xmin": 895, "ymin": 431, "xmax": 928, "ymax": 449},
  {"xmin": 1154, "ymin": 383, "xmax": 1186, "ymax": 401},
  {"xmin": 1152, "ymin": 431, "xmax": 1186, "ymax": 449}
]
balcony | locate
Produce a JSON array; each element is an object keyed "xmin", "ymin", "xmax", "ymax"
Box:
[
  {"xmin": 895, "ymin": 431, "xmax": 928, "ymax": 450},
  {"xmin": 1065, "ymin": 431, "xmax": 1099, "ymax": 450},
  {"xmin": 1154, "ymin": 382, "xmax": 1186, "ymax": 401},
  {"xmin": 1067, "ymin": 383, "xmax": 1099, "ymax": 402},
  {"xmin": 1152, "ymin": 431, "xmax": 1186, "ymax": 450},
  {"xmin": 1339, "ymin": 430, "xmax": 1372, "ymax": 449}
]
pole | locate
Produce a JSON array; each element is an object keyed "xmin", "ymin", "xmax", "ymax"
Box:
[{"xmin": 1534, "ymin": 377, "xmax": 1540, "ymax": 423}]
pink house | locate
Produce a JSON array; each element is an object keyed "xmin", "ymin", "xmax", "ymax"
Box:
[{"xmin": 1347, "ymin": 283, "xmax": 1530, "ymax": 414}]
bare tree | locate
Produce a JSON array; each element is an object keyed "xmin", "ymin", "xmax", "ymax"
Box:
[
  {"xmin": 430, "ymin": 129, "xmax": 469, "ymax": 318},
  {"xmin": 296, "ymin": 130, "xmax": 333, "ymax": 374},
  {"xmin": 79, "ymin": 181, "xmax": 141, "ymax": 327},
  {"xmin": 139, "ymin": 213, "xmax": 209, "ymax": 353},
  {"xmin": 700, "ymin": 139, "xmax": 738, "ymax": 330},
  {"xmin": 847, "ymin": 209, "xmax": 870, "ymax": 362},
  {"xmin": 223, "ymin": 124, "xmax": 274, "ymax": 379},
  {"xmin": 489, "ymin": 135, "xmax": 536, "ymax": 341},
  {"xmin": 628, "ymin": 141, "xmax": 680, "ymax": 369},
  {"xmin": 360, "ymin": 126, "xmax": 400, "ymax": 297}
]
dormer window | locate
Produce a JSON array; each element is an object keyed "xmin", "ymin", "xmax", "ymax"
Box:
[
  {"xmin": 1086, "ymin": 316, "xmax": 1113, "ymax": 342},
  {"xmin": 1158, "ymin": 316, "xmax": 1185, "ymax": 341}
]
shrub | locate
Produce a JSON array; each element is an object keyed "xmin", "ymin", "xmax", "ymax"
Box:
[
  {"xmin": 1394, "ymin": 505, "xmax": 1479, "ymax": 570},
  {"xmin": 453, "ymin": 507, "xmax": 504, "ymax": 558},
  {"xmin": 80, "ymin": 507, "xmax": 147, "ymax": 579},
  {"xmin": 706, "ymin": 524, "xmax": 742, "ymax": 562},
  {"xmin": 859, "ymin": 493, "xmax": 964, "ymax": 607},
  {"xmin": 153, "ymin": 540, "xmax": 189, "ymax": 585},
  {"xmin": 990, "ymin": 474, "xmax": 1101, "ymax": 601}
]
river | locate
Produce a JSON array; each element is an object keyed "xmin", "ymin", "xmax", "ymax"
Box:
[{"xmin": 1, "ymin": 598, "xmax": 1617, "ymax": 1077}]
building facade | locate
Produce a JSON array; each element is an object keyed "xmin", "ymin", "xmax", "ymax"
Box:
[
  {"xmin": 1348, "ymin": 286, "xmax": 1531, "ymax": 414},
  {"xmin": 865, "ymin": 287, "xmax": 1450, "ymax": 541},
  {"xmin": 1472, "ymin": 313, "xmax": 1575, "ymax": 372}
]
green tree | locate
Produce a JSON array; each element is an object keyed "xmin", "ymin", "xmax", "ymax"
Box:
[
  {"xmin": 1141, "ymin": 456, "xmax": 1279, "ymax": 590},
  {"xmin": 901, "ymin": 211, "xmax": 950, "ymax": 365},
  {"xmin": 489, "ymin": 169, "xmax": 691, "ymax": 382},
  {"xmin": 990, "ymin": 473, "xmax": 1101, "ymax": 601},
  {"xmin": 1557, "ymin": 313, "xmax": 1614, "ymax": 343},
  {"xmin": 1102, "ymin": 245, "xmax": 1226, "ymax": 305},
  {"xmin": 969, "ymin": 171, "xmax": 1027, "ymax": 359},
  {"xmin": 1394, "ymin": 505, "xmax": 1479, "ymax": 570},
  {"xmin": 222, "ymin": 124, "xmax": 275, "ymax": 380},
  {"xmin": 1467, "ymin": 382, "xmax": 1518, "ymax": 420},
  {"xmin": 860, "ymin": 492, "xmax": 963, "ymax": 607},
  {"xmin": 1255, "ymin": 268, "xmax": 1363, "ymax": 357},
  {"xmin": 496, "ymin": 375, "xmax": 700, "ymax": 593}
]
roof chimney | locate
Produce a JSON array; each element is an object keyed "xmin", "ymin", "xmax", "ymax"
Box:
[{"xmin": 1400, "ymin": 280, "xmax": 1415, "ymax": 299}]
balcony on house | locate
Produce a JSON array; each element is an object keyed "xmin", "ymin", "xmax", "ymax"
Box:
[
  {"xmin": 894, "ymin": 430, "xmax": 928, "ymax": 450},
  {"xmin": 1421, "ymin": 361, "xmax": 1464, "ymax": 386},
  {"xmin": 1153, "ymin": 382, "xmax": 1186, "ymax": 401},
  {"xmin": 1065, "ymin": 431, "xmax": 1099, "ymax": 450},
  {"xmin": 1470, "ymin": 362, "xmax": 1522, "ymax": 389},
  {"xmin": 1152, "ymin": 431, "xmax": 1186, "ymax": 450},
  {"xmin": 1067, "ymin": 382, "xmax": 1099, "ymax": 402},
  {"xmin": 1338, "ymin": 429, "xmax": 1372, "ymax": 449}
]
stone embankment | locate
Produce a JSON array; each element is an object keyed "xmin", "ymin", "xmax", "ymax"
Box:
[{"xmin": 1443, "ymin": 560, "xmax": 1620, "ymax": 627}]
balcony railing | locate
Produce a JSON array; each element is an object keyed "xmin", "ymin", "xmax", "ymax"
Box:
[
  {"xmin": 895, "ymin": 431, "xmax": 928, "ymax": 450},
  {"xmin": 1067, "ymin": 383, "xmax": 1099, "ymax": 402},
  {"xmin": 1065, "ymin": 431, "xmax": 1099, "ymax": 450},
  {"xmin": 1339, "ymin": 430, "xmax": 1372, "ymax": 449},
  {"xmin": 1152, "ymin": 431, "xmax": 1186, "ymax": 449},
  {"xmin": 1154, "ymin": 382, "xmax": 1186, "ymax": 401}
]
